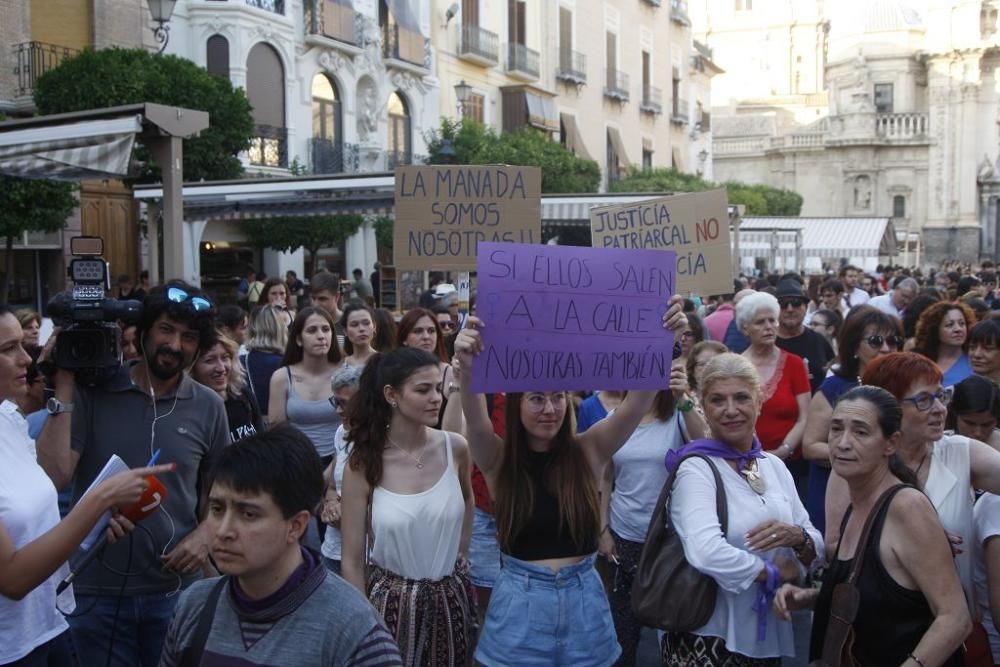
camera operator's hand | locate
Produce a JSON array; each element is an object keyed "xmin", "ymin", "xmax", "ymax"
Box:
[
  {"xmin": 37, "ymin": 327, "xmax": 75, "ymax": 393},
  {"xmin": 161, "ymin": 522, "xmax": 211, "ymax": 575}
]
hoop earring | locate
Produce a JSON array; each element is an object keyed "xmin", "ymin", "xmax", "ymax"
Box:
[{"xmin": 390, "ymin": 401, "xmax": 398, "ymax": 408}]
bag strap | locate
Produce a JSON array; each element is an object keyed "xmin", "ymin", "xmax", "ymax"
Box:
[
  {"xmin": 662, "ymin": 453, "xmax": 728, "ymax": 534},
  {"xmin": 844, "ymin": 484, "xmax": 907, "ymax": 585},
  {"xmin": 188, "ymin": 576, "xmax": 228, "ymax": 666}
]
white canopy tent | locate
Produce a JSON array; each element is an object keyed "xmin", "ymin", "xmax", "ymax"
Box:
[{"xmin": 738, "ymin": 216, "xmax": 897, "ymax": 272}]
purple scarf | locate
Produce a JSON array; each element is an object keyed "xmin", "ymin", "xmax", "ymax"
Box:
[{"xmin": 664, "ymin": 436, "xmax": 764, "ymax": 474}]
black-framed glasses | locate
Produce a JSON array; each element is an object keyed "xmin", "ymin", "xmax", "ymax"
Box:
[
  {"xmin": 167, "ymin": 287, "xmax": 212, "ymax": 312},
  {"xmin": 901, "ymin": 387, "xmax": 953, "ymax": 411},
  {"xmin": 864, "ymin": 334, "xmax": 904, "ymax": 350},
  {"xmin": 809, "ymin": 319, "xmax": 830, "ymax": 329},
  {"xmin": 329, "ymin": 396, "xmax": 349, "ymax": 410},
  {"xmin": 779, "ymin": 298, "xmax": 806, "ymax": 309}
]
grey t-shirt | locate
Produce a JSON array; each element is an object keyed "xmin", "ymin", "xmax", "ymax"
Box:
[{"xmin": 71, "ymin": 364, "xmax": 230, "ymax": 595}]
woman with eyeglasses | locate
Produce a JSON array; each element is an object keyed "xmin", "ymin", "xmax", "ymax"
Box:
[
  {"xmin": 826, "ymin": 352, "xmax": 1000, "ymax": 620},
  {"xmin": 453, "ymin": 297, "xmax": 687, "ymax": 666},
  {"xmin": 736, "ymin": 292, "xmax": 811, "ymax": 464},
  {"xmin": 319, "ymin": 363, "xmax": 362, "ymax": 576},
  {"xmin": 268, "ymin": 307, "xmax": 343, "ymax": 540},
  {"xmin": 802, "ymin": 306, "xmax": 903, "ymax": 534},
  {"xmin": 678, "ymin": 313, "xmax": 705, "ymax": 361},
  {"xmin": 914, "ymin": 301, "xmax": 977, "ymax": 388}
]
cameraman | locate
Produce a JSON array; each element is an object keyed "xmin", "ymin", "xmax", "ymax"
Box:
[{"xmin": 35, "ymin": 281, "xmax": 230, "ymax": 667}]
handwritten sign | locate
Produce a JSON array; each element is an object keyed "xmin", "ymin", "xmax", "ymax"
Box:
[
  {"xmin": 471, "ymin": 242, "xmax": 677, "ymax": 393},
  {"xmin": 590, "ymin": 188, "xmax": 732, "ymax": 297},
  {"xmin": 394, "ymin": 165, "xmax": 542, "ymax": 270}
]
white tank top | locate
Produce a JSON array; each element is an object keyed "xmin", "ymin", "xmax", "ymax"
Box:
[{"xmin": 370, "ymin": 433, "xmax": 464, "ymax": 581}]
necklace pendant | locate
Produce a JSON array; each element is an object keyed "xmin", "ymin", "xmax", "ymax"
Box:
[
  {"xmin": 416, "ymin": 462, "xmax": 423, "ymax": 469},
  {"xmin": 741, "ymin": 461, "xmax": 767, "ymax": 495}
]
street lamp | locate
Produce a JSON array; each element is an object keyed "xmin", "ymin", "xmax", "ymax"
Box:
[
  {"xmin": 454, "ymin": 80, "xmax": 471, "ymax": 118},
  {"xmin": 147, "ymin": 0, "xmax": 178, "ymax": 53}
]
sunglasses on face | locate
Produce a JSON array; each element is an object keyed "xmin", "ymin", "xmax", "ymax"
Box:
[
  {"xmin": 438, "ymin": 321, "xmax": 456, "ymax": 331},
  {"xmin": 901, "ymin": 387, "xmax": 953, "ymax": 411},
  {"xmin": 864, "ymin": 334, "xmax": 904, "ymax": 350},
  {"xmin": 779, "ymin": 298, "xmax": 806, "ymax": 309},
  {"xmin": 167, "ymin": 287, "xmax": 212, "ymax": 312}
]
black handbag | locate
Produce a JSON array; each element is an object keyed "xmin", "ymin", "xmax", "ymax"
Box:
[{"xmin": 631, "ymin": 453, "xmax": 728, "ymax": 632}]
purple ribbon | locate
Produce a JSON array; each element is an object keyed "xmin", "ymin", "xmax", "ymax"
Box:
[
  {"xmin": 751, "ymin": 560, "xmax": 780, "ymax": 642},
  {"xmin": 664, "ymin": 437, "xmax": 765, "ymax": 474}
]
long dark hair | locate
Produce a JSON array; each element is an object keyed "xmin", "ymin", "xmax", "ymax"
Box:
[
  {"xmin": 346, "ymin": 347, "xmax": 440, "ymax": 487},
  {"xmin": 495, "ymin": 393, "xmax": 600, "ymax": 555},
  {"xmin": 281, "ymin": 307, "xmax": 342, "ymax": 366},
  {"xmin": 372, "ymin": 308, "xmax": 398, "ymax": 353},
  {"xmin": 835, "ymin": 385, "xmax": 916, "ymax": 485},
  {"xmin": 396, "ymin": 307, "xmax": 448, "ymax": 363},
  {"xmin": 947, "ymin": 375, "xmax": 1000, "ymax": 430},
  {"xmin": 340, "ymin": 300, "xmax": 375, "ymax": 356}
]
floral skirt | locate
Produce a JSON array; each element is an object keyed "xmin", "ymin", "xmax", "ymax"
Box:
[
  {"xmin": 368, "ymin": 560, "xmax": 479, "ymax": 667},
  {"xmin": 661, "ymin": 632, "xmax": 781, "ymax": 667}
]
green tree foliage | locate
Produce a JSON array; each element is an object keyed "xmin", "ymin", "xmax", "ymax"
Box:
[
  {"xmin": 611, "ymin": 167, "xmax": 803, "ymax": 216},
  {"xmin": 425, "ymin": 120, "xmax": 601, "ymax": 193},
  {"xmin": 242, "ymin": 215, "xmax": 365, "ymax": 277},
  {"xmin": 33, "ymin": 48, "xmax": 254, "ymax": 183},
  {"xmin": 373, "ymin": 216, "xmax": 394, "ymax": 262}
]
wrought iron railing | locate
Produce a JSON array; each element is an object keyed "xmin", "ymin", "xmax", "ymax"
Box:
[
  {"xmin": 506, "ymin": 42, "xmax": 539, "ymax": 78},
  {"xmin": 641, "ymin": 86, "xmax": 663, "ymax": 114},
  {"xmin": 458, "ymin": 24, "xmax": 499, "ymax": 64},
  {"xmin": 249, "ymin": 125, "xmax": 288, "ymax": 168},
  {"xmin": 386, "ymin": 150, "xmax": 413, "ymax": 170},
  {"xmin": 311, "ymin": 137, "xmax": 345, "ymax": 174},
  {"xmin": 556, "ymin": 49, "xmax": 586, "ymax": 84},
  {"xmin": 382, "ymin": 23, "xmax": 428, "ymax": 67},
  {"xmin": 671, "ymin": 97, "xmax": 689, "ymax": 124},
  {"xmin": 604, "ymin": 69, "xmax": 630, "ymax": 101},
  {"xmin": 305, "ymin": 0, "xmax": 357, "ymax": 43},
  {"xmin": 14, "ymin": 41, "xmax": 79, "ymax": 96}
]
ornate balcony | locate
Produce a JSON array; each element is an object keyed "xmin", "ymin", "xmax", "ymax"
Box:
[
  {"xmin": 311, "ymin": 137, "xmax": 346, "ymax": 174},
  {"xmin": 458, "ymin": 24, "xmax": 499, "ymax": 66},
  {"xmin": 305, "ymin": 0, "xmax": 357, "ymax": 45},
  {"xmin": 14, "ymin": 41, "xmax": 79, "ymax": 96},
  {"xmin": 556, "ymin": 49, "xmax": 586, "ymax": 85},
  {"xmin": 641, "ymin": 86, "xmax": 663, "ymax": 114},
  {"xmin": 671, "ymin": 97, "xmax": 689, "ymax": 124},
  {"xmin": 876, "ymin": 112, "xmax": 929, "ymax": 140},
  {"xmin": 506, "ymin": 42, "xmax": 540, "ymax": 80},
  {"xmin": 246, "ymin": 0, "xmax": 284, "ymax": 14},
  {"xmin": 604, "ymin": 69, "xmax": 630, "ymax": 102},
  {"xmin": 249, "ymin": 125, "xmax": 288, "ymax": 168}
]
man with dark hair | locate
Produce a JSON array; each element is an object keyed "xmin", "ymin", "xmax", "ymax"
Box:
[
  {"xmin": 838, "ymin": 264, "xmax": 870, "ymax": 308},
  {"xmin": 351, "ymin": 267, "xmax": 373, "ymax": 302},
  {"xmin": 217, "ymin": 304, "xmax": 248, "ymax": 347},
  {"xmin": 310, "ymin": 271, "xmax": 346, "ymax": 344},
  {"xmin": 160, "ymin": 426, "xmax": 402, "ymax": 666},
  {"xmin": 36, "ymin": 280, "xmax": 230, "ymax": 666},
  {"xmin": 774, "ymin": 279, "xmax": 835, "ymax": 394}
]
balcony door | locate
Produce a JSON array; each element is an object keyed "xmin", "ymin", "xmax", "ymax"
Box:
[{"xmin": 312, "ymin": 74, "xmax": 343, "ymax": 173}]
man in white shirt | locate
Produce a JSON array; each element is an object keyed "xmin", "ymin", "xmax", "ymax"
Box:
[
  {"xmin": 869, "ymin": 277, "xmax": 918, "ymax": 319},
  {"xmin": 839, "ymin": 265, "xmax": 870, "ymax": 310}
]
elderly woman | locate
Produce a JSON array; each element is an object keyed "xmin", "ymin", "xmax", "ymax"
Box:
[
  {"xmin": 777, "ymin": 386, "xmax": 969, "ymax": 666},
  {"xmin": 914, "ymin": 301, "xmax": 977, "ymax": 387},
  {"xmin": 826, "ymin": 352, "xmax": 1000, "ymax": 618},
  {"xmin": 662, "ymin": 353, "xmax": 822, "ymax": 666},
  {"xmin": 802, "ymin": 306, "xmax": 903, "ymax": 533},
  {"xmin": 736, "ymin": 292, "xmax": 810, "ymax": 464}
]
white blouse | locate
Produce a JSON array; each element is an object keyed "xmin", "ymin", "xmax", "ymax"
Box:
[
  {"xmin": 670, "ymin": 452, "xmax": 823, "ymax": 659},
  {"xmin": 925, "ymin": 434, "xmax": 975, "ymax": 615}
]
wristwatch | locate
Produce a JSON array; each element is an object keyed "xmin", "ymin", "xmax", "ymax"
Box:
[{"xmin": 46, "ymin": 397, "xmax": 74, "ymax": 416}]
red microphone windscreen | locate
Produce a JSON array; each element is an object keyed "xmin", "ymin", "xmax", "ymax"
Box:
[{"xmin": 120, "ymin": 476, "xmax": 167, "ymax": 523}]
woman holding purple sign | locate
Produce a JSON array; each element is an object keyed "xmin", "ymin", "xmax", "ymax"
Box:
[
  {"xmin": 454, "ymin": 294, "xmax": 688, "ymax": 667},
  {"xmin": 657, "ymin": 353, "xmax": 822, "ymax": 666}
]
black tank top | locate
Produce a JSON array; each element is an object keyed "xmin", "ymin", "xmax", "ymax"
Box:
[
  {"xmin": 809, "ymin": 485, "xmax": 964, "ymax": 666},
  {"xmin": 506, "ymin": 449, "xmax": 597, "ymax": 561}
]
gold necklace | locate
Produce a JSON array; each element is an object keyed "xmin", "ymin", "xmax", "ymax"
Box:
[{"xmin": 387, "ymin": 433, "xmax": 428, "ymax": 469}]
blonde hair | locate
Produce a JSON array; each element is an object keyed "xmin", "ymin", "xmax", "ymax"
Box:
[
  {"xmin": 247, "ymin": 304, "xmax": 288, "ymax": 353},
  {"xmin": 698, "ymin": 352, "xmax": 762, "ymax": 402},
  {"xmin": 196, "ymin": 330, "xmax": 247, "ymax": 400}
]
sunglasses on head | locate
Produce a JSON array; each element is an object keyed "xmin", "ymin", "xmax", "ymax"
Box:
[
  {"xmin": 864, "ymin": 334, "xmax": 904, "ymax": 350},
  {"xmin": 167, "ymin": 287, "xmax": 212, "ymax": 312},
  {"xmin": 779, "ymin": 298, "xmax": 806, "ymax": 309}
]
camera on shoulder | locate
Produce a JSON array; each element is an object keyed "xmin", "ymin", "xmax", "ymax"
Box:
[{"xmin": 47, "ymin": 236, "xmax": 142, "ymax": 385}]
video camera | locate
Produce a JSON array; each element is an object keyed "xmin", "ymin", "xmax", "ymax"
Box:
[{"xmin": 47, "ymin": 236, "xmax": 142, "ymax": 385}]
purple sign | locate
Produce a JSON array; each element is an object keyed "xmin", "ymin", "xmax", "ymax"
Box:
[{"xmin": 471, "ymin": 242, "xmax": 677, "ymax": 393}]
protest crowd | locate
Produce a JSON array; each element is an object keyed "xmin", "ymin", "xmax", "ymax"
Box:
[{"xmin": 9, "ymin": 252, "xmax": 1000, "ymax": 667}]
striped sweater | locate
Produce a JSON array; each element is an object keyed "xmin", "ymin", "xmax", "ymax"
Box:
[{"xmin": 159, "ymin": 549, "xmax": 401, "ymax": 667}]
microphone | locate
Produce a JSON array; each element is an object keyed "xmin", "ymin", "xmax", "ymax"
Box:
[{"xmin": 57, "ymin": 477, "xmax": 167, "ymax": 595}]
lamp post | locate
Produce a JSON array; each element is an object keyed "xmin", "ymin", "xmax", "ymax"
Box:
[
  {"xmin": 147, "ymin": 0, "xmax": 178, "ymax": 53},
  {"xmin": 454, "ymin": 79, "xmax": 471, "ymax": 118}
]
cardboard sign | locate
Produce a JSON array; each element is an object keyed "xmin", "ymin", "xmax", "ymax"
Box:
[
  {"xmin": 393, "ymin": 165, "xmax": 542, "ymax": 270},
  {"xmin": 471, "ymin": 242, "xmax": 677, "ymax": 393},
  {"xmin": 590, "ymin": 189, "xmax": 732, "ymax": 297}
]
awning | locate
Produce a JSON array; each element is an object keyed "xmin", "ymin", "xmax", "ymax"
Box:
[
  {"xmin": 526, "ymin": 93, "xmax": 559, "ymax": 132},
  {"xmin": 560, "ymin": 113, "xmax": 591, "ymax": 160},
  {"xmin": 0, "ymin": 115, "xmax": 141, "ymax": 181},
  {"xmin": 671, "ymin": 147, "xmax": 685, "ymax": 171},
  {"xmin": 739, "ymin": 217, "xmax": 897, "ymax": 258},
  {"xmin": 608, "ymin": 126, "xmax": 630, "ymax": 165}
]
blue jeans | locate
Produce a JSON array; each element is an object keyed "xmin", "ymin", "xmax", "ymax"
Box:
[
  {"xmin": 68, "ymin": 592, "xmax": 179, "ymax": 667},
  {"xmin": 475, "ymin": 553, "xmax": 621, "ymax": 667},
  {"xmin": 469, "ymin": 508, "xmax": 501, "ymax": 588}
]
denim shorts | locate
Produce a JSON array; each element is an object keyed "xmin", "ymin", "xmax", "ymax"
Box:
[
  {"xmin": 474, "ymin": 553, "xmax": 621, "ymax": 667},
  {"xmin": 469, "ymin": 507, "xmax": 501, "ymax": 588}
]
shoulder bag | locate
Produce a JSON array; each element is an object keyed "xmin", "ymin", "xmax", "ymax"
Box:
[{"xmin": 631, "ymin": 453, "xmax": 728, "ymax": 632}]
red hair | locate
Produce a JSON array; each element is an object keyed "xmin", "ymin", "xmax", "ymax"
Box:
[{"xmin": 861, "ymin": 352, "xmax": 943, "ymax": 400}]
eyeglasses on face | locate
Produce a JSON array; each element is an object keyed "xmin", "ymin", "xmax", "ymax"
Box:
[
  {"xmin": 524, "ymin": 392, "xmax": 567, "ymax": 413},
  {"xmin": 810, "ymin": 319, "xmax": 829, "ymax": 328},
  {"xmin": 864, "ymin": 334, "xmax": 904, "ymax": 350},
  {"xmin": 779, "ymin": 298, "xmax": 806, "ymax": 309},
  {"xmin": 437, "ymin": 320, "xmax": 456, "ymax": 331},
  {"xmin": 167, "ymin": 287, "xmax": 212, "ymax": 312},
  {"xmin": 901, "ymin": 387, "xmax": 953, "ymax": 411}
]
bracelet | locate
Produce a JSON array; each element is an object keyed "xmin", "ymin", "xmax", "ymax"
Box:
[
  {"xmin": 908, "ymin": 653, "xmax": 926, "ymax": 667},
  {"xmin": 600, "ymin": 524, "xmax": 610, "ymax": 536},
  {"xmin": 793, "ymin": 526, "xmax": 813, "ymax": 559},
  {"xmin": 782, "ymin": 443, "xmax": 795, "ymax": 454}
]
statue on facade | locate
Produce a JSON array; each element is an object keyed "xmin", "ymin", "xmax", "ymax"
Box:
[
  {"xmin": 854, "ymin": 175, "xmax": 872, "ymax": 209},
  {"xmin": 357, "ymin": 79, "xmax": 380, "ymax": 142}
]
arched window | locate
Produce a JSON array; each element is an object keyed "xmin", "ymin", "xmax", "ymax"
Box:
[
  {"xmin": 387, "ymin": 91, "xmax": 411, "ymax": 167},
  {"xmin": 246, "ymin": 43, "xmax": 286, "ymax": 167},
  {"xmin": 206, "ymin": 35, "xmax": 229, "ymax": 78},
  {"xmin": 311, "ymin": 74, "xmax": 343, "ymax": 173},
  {"xmin": 893, "ymin": 195, "xmax": 906, "ymax": 218}
]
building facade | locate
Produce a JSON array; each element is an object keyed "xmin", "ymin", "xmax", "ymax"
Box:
[{"xmin": 698, "ymin": 0, "xmax": 1000, "ymax": 266}]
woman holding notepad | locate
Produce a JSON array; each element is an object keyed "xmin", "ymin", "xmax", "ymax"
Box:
[{"xmin": 0, "ymin": 307, "xmax": 173, "ymax": 666}]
